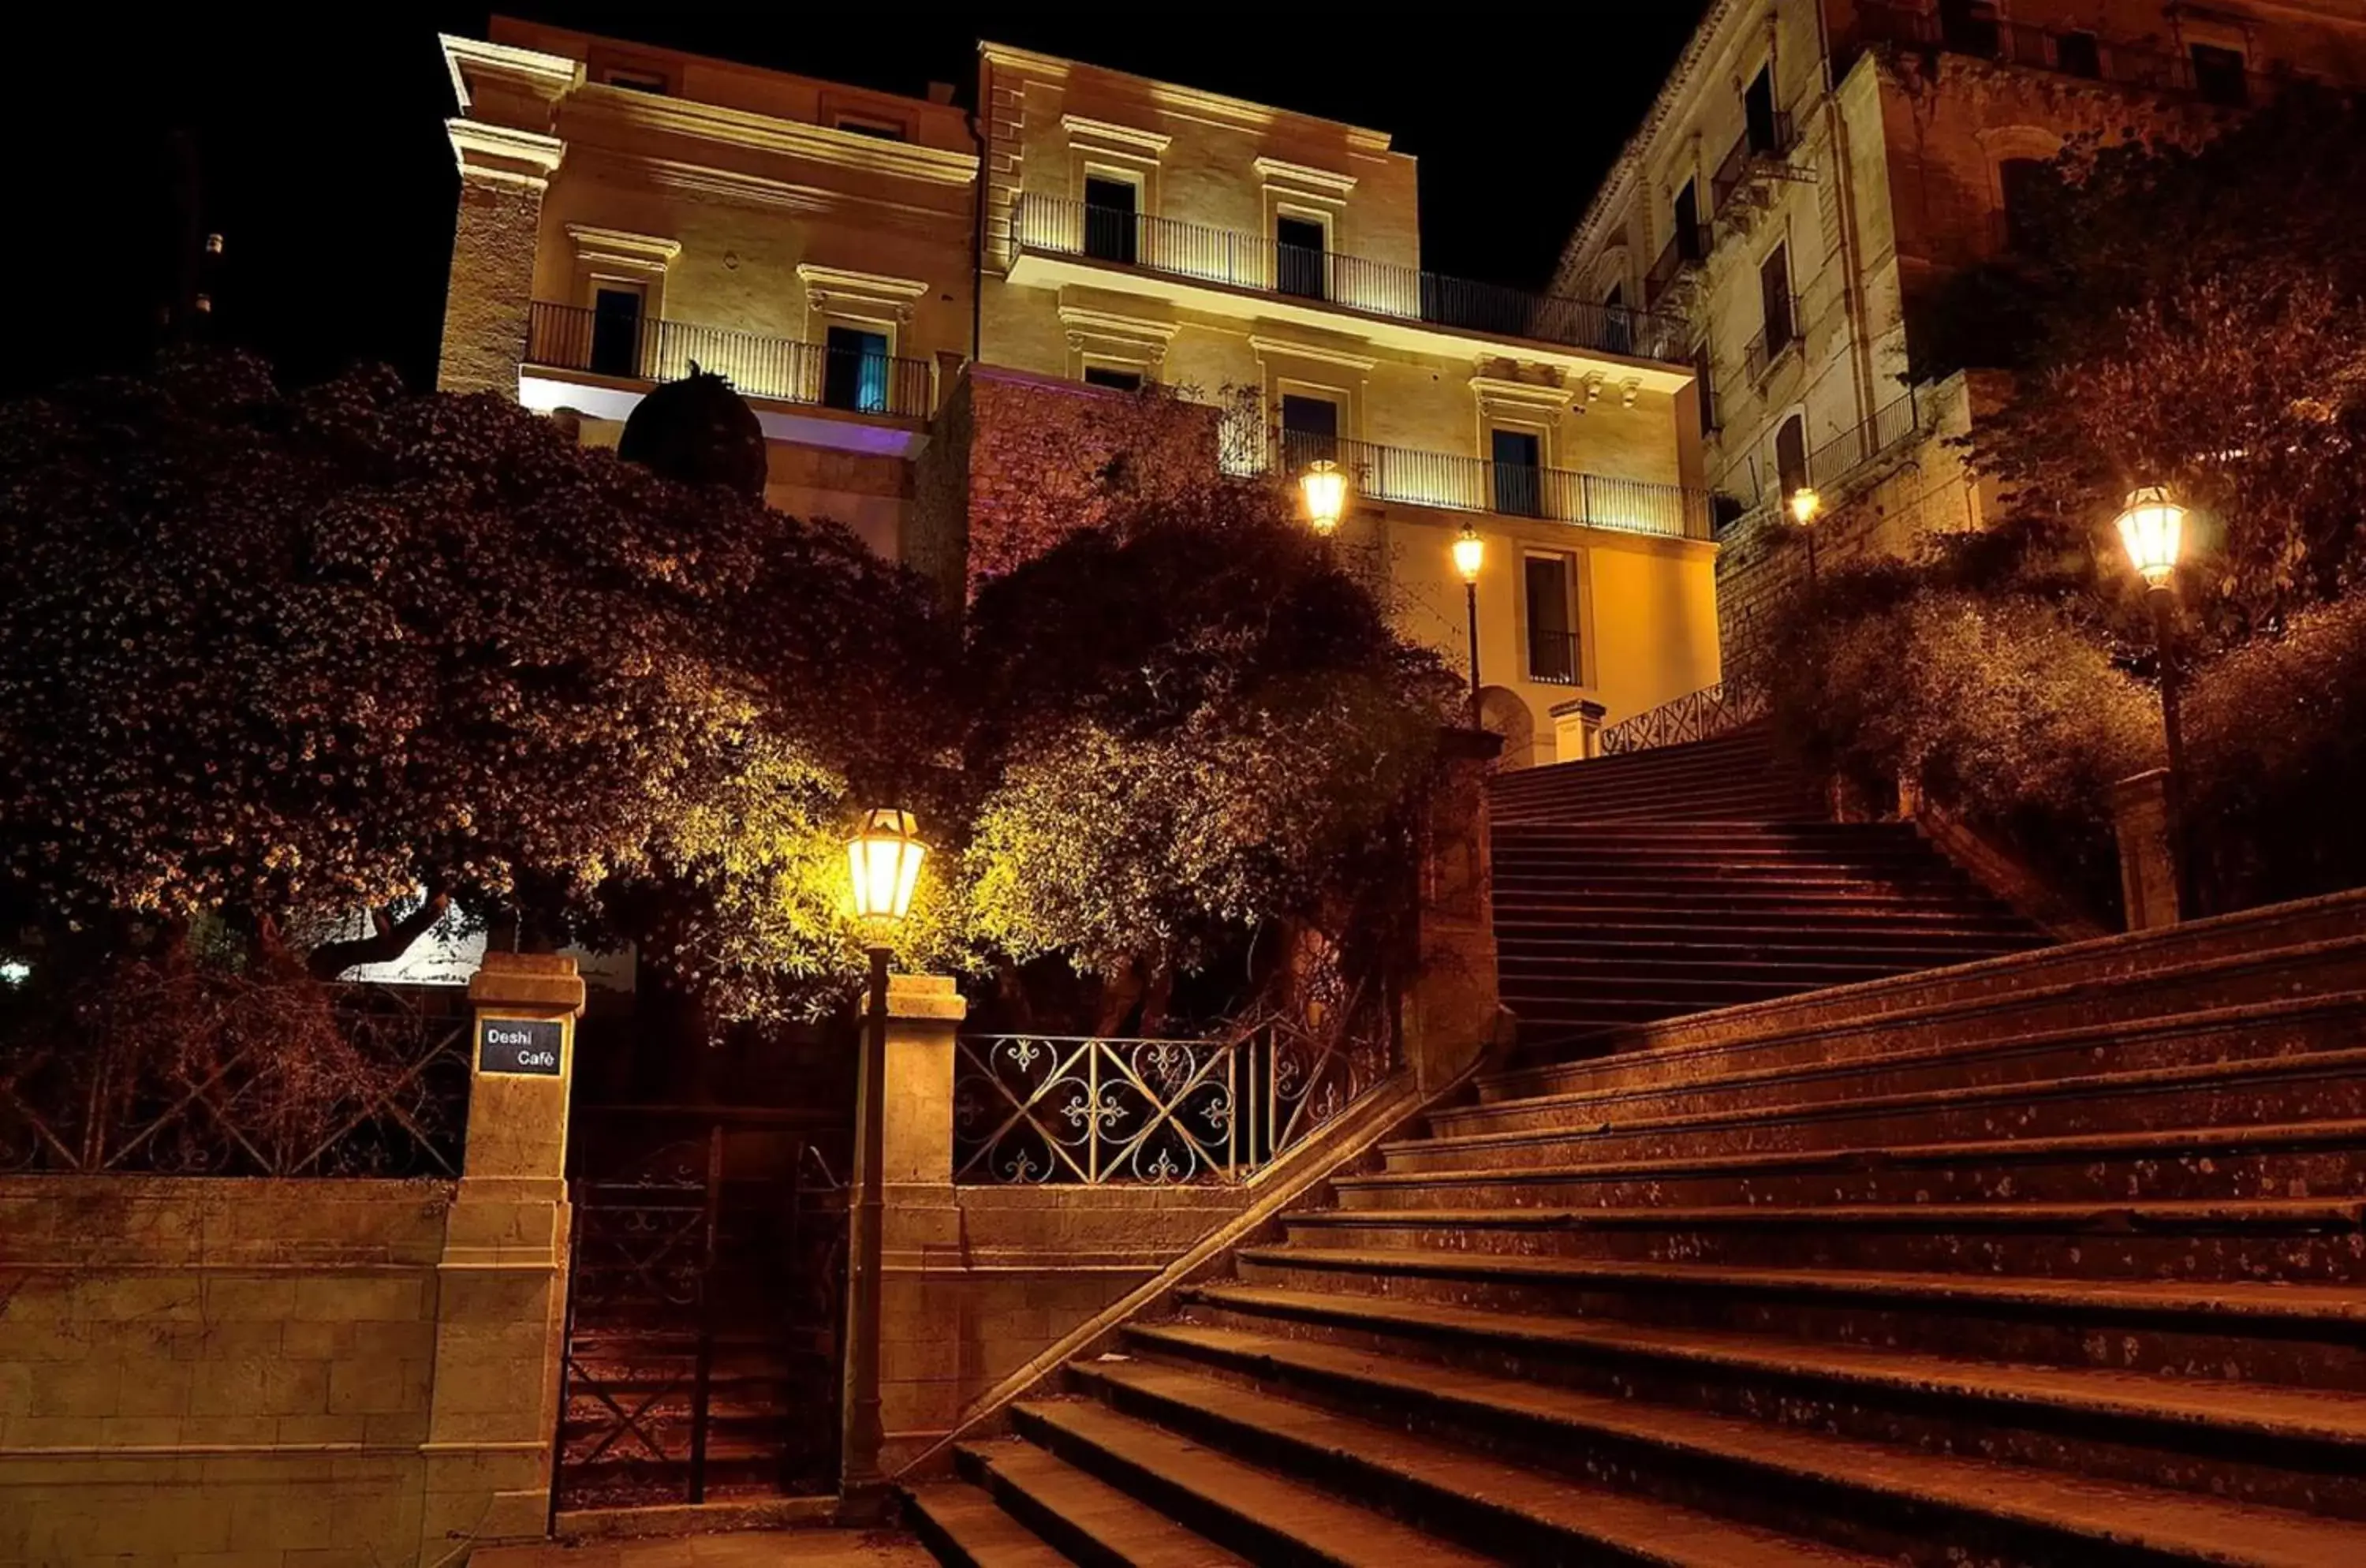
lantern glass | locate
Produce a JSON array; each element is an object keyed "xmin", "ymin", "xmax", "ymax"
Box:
[
  {"xmin": 1452, "ymin": 525, "xmax": 1485, "ymax": 585},
  {"xmin": 1299, "ymin": 459, "xmax": 1347, "ymax": 536},
  {"xmin": 1789, "ymin": 486, "xmax": 1822, "ymax": 527},
  {"xmin": 846, "ymin": 808, "xmax": 926, "ymax": 925},
  {"xmin": 2115, "ymin": 485, "xmax": 2185, "ymax": 586}
]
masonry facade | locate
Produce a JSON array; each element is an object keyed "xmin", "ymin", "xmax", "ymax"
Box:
[
  {"xmin": 1552, "ymin": 0, "xmax": 2366, "ymax": 659},
  {"xmin": 437, "ymin": 20, "xmax": 1726, "ymax": 765}
]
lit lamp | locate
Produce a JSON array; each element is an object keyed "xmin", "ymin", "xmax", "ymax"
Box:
[
  {"xmin": 839, "ymin": 808, "xmax": 926, "ymax": 1519},
  {"xmin": 2115, "ymin": 484, "xmax": 2192, "ymax": 917},
  {"xmin": 1299, "ymin": 458, "xmax": 1348, "ymax": 540},
  {"xmin": 1788, "ymin": 484, "xmax": 1823, "ymax": 598},
  {"xmin": 1453, "ymin": 525, "xmax": 1485, "ymax": 729}
]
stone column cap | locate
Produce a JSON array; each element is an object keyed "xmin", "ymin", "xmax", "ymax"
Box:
[
  {"xmin": 469, "ymin": 951, "xmax": 586, "ymax": 1015},
  {"xmin": 1550, "ymin": 696, "xmax": 1607, "ymax": 721},
  {"xmin": 888, "ymin": 972, "xmax": 968, "ymax": 1023}
]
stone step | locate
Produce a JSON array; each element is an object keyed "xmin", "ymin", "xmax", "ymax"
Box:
[
  {"xmin": 1101, "ymin": 1323, "xmax": 2366, "ymax": 1566},
  {"xmin": 1491, "ymin": 790, "xmax": 1827, "ymax": 822},
  {"xmin": 1231, "ymin": 1246, "xmax": 2366, "ymax": 1391},
  {"xmin": 1398, "ymin": 1047, "xmax": 2366, "ymax": 1179},
  {"xmin": 1278, "ymin": 1198, "xmax": 2366, "ymax": 1283},
  {"xmin": 1500, "ymin": 972, "xmax": 1904, "ymax": 1007},
  {"xmin": 1449, "ymin": 994, "xmax": 2366, "ymax": 1133},
  {"xmin": 902, "ymin": 1480, "xmax": 1074, "ymax": 1568},
  {"xmin": 1009, "ymin": 1394, "xmax": 1494, "ymax": 1566},
  {"xmin": 1062, "ymin": 1360, "xmax": 1883, "ymax": 1568},
  {"xmin": 1338, "ymin": 1118, "xmax": 2366, "ymax": 1211},
  {"xmin": 1491, "ymin": 882, "xmax": 2019, "ymax": 913},
  {"xmin": 953, "ymin": 1437, "xmax": 1246, "ymax": 1566},
  {"xmin": 1486, "ymin": 737, "xmax": 1780, "ymax": 794},
  {"xmin": 1142, "ymin": 1299, "xmax": 2366, "ymax": 1518},
  {"xmin": 1484, "ymin": 937, "xmax": 2366, "ymax": 1101}
]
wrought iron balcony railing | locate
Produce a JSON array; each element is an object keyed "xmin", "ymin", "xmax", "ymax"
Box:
[
  {"xmin": 1849, "ymin": 2, "xmax": 2283, "ymax": 108},
  {"xmin": 1645, "ymin": 223, "xmax": 1717, "ymax": 308},
  {"xmin": 1013, "ymin": 193, "xmax": 1688, "ymax": 364},
  {"xmin": 1806, "ymin": 390, "xmax": 1921, "ymax": 494},
  {"xmin": 525, "ymin": 301, "xmax": 937, "ymax": 419},
  {"xmin": 1745, "ymin": 301, "xmax": 1803, "ymax": 385},
  {"xmin": 1713, "ymin": 112, "xmax": 1801, "ymax": 212},
  {"xmin": 1271, "ymin": 427, "xmax": 1713, "ymax": 541}
]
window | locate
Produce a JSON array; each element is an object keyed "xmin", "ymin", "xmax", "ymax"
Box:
[
  {"xmin": 1084, "ymin": 365, "xmax": 1144, "ymax": 392},
  {"xmin": 602, "ymin": 66, "xmax": 669, "ymax": 94},
  {"xmin": 834, "ymin": 114, "xmax": 909, "ymax": 142},
  {"xmin": 1491, "ymin": 427, "xmax": 1544, "ymax": 519},
  {"xmin": 1759, "ymin": 245, "xmax": 1795, "ymax": 360},
  {"xmin": 1524, "ymin": 555, "xmax": 1578, "ymax": 685},
  {"xmin": 589, "ymin": 286, "xmax": 644, "ymax": 377},
  {"xmin": 1278, "ymin": 393, "xmax": 1340, "ymax": 469},
  {"xmin": 1083, "ymin": 175, "xmax": 1139, "ymax": 264},
  {"xmin": 1998, "ymin": 158, "xmax": 2051, "ymax": 251},
  {"xmin": 1674, "ymin": 179, "xmax": 1704, "ymax": 260},
  {"xmin": 1275, "ymin": 215, "xmax": 1328, "ymax": 301},
  {"xmin": 2190, "ymin": 43, "xmax": 2249, "ymax": 107},
  {"xmin": 1744, "ymin": 65, "xmax": 1781, "ymax": 156},
  {"xmin": 1939, "ymin": 0, "xmax": 2002, "ymax": 58},
  {"xmin": 2053, "ymin": 30, "xmax": 2101, "ymax": 80},
  {"xmin": 823, "ymin": 324, "xmax": 891, "ymax": 413},
  {"xmin": 1774, "ymin": 413, "xmax": 1809, "ymax": 502}
]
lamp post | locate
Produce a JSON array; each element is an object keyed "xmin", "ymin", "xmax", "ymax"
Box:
[
  {"xmin": 1789, "ymin": 484, "xmax": 1823, "ymax": 599},
  {"xmin": 839, "ymin": 808, "xmax": 927, "ymax": 1520},
  {"xmin": 1453, "ymin": 524, "xmax": 1485, "ymax": 730},
  {"xmin": 2116, "ymin": 483, "xmax": 2192, "ymax": 915},
  {"xmin": 1299, "ymin": 458, "xmax": 1346, "ymax": 560}
]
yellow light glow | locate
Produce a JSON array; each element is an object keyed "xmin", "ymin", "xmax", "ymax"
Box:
[
  {"xmin": 2115, "ymin": 484, "xmax": 2185, "ymax": 587},
  {"xmin": 1788, "ymin": 486, "xmax": 1822, "ymax": 527},
  {"xmin": 846, "ymin": 808, "xmax": 926, "ymax": 925},
  {"xmin": 1452, "ymin": 524, "xmax": 1485, "ymax": 585},
  {"xmin": 1299, "ymin": 459, "xmax": 1347, "ymax": 536}
]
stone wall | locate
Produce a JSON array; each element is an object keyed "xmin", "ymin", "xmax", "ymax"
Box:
[{"xmin": 0, "ymin": 1177, "xmax": 450, "ymax": 1568}]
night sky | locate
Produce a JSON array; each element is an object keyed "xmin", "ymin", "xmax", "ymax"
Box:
[{"xmin": 9, "ymin": 5, "xmax": 1707, "ymax": 398}]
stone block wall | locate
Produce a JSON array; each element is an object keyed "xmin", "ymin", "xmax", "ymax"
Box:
[{"xmin": 0, "ymin": 1178, "xmax": 450, "ymax": 1568}]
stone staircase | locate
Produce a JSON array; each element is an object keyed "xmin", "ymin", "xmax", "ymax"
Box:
[
  {"xmin": 902, "ymin": 892, "xmax": 2366, "ymax": 1565},
  {"xmin": 1489, "ymin": 727, "xmax": 2052, "ymax": 1050}
]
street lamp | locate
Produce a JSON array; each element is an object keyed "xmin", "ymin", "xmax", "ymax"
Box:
[
  {"xmin": 1453, "ymin": 525, "xmax": 1485, "ymax": 730},
  {"xmin": 1789, "ymin": 484, "xmax": 1823, "ymax": 599},
  {"xmin": 2115, "ymin": 484, "xmax": 2192, "ymax": 915},
  {"xmin": 1299, "ymin": 458, "xmax": 1347, "ymax": 541},
  {"xmin": 839, "ymin": 807, "xmax": 927, "ymax": 1520}
]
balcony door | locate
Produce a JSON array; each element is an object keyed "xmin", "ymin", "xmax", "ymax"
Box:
[
  {"xmin": 1276, "ymin": 215, "xmax": 1327, "ymax": 301},
  {"xmin": 1491, "ymin": 428, "xmax": 1544, "ymax": 519},
  {"xmin": 1759, "ymin": 245, "xmax": 1795, "ymax": 359},
  {"xmin": 1674, "ymin": 179, "xmax": 1702, "ymax": 259},
  {"xmin": 1083, "ymin": 175, "xmax": 1138, "ymax": 265},
  {"xmin": 823, "ymin": 325, "xmax": 890, "ymax": 414},
  {"xmin": 1524, "ymin": 554, "xmax": 1579, "ymax": 685},
  {"xmin": 1744, "ymin": 65, "xmax": 1779, "ymax": 156},
  {"xmin": 590, "ymin": 286, "xmax": 644, "ymax": 377},
  {"xmin": 1278, "ymin": 393, "xmax": 1340, "ymax": 476}
]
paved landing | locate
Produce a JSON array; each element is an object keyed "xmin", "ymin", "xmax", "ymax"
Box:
[{"xmin": 471, "ymin": 1529, "xmax": 935, "ymax": 1568}]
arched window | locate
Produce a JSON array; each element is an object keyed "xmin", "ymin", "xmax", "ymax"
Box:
[
  {"xmin": 1998, "ymin": 157, "xmax": 2051, "ymax": 252},
  {"xmin": 1774, "ymin": 413, "xmax": 1809, "ymax": 502}
]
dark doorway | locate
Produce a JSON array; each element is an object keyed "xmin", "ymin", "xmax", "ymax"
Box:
[
  {"xmin": 1674, "ymin": 179, "xmax": 1703, "ymax": 259},
  {"xmin": 1276, "ymin": 215, "xmax": 1327, "ymax": 300},
  {"xmin": 1492, "ymin": 427, "xmax": 1544, "ymax": 518},
  {"xmin": 1775, "ymin": 413, "xmax": 1809, "ymax": 502},
  {"xmin": 1279, "ymin": 392, "xmax": 1340, "ymax": 471},
  {"xmin": 590, "ymin": 287, "xmax": 644, "ymax": 378},
  {"xmin": 2189, "ymin": 44, "xmax": 2250, "ymax": 107},
  {"xmin": 1759, "ymin": 245, "xmax": 1795, "ymax": 358},
  {"xmin": 1083, "ymin": 176, "xmax": 1139, "ymax": 264},
  {"xmin": 1524, "ymin": 554, "xmax": 1578, "ymax": 684},
  {"xmin": 1745, "ymin": 65, "xmax": 1781, "ymax": 155},
  {"xmin": 822, "ymin": 325, "xmax": 889, "ymax": 413}
]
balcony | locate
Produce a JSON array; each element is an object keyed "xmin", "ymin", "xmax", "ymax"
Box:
[
  {"xmin": 1271, "ymin": 428, "xmax": 1712, "ymax": 542},
  {"xmin": 1712, "ymin": 112, "xmax": 1806, "ymax": 222},
  {"xmin": 1849, "ymin": 3, "xmax": 2286, "ymax": 108},
  {"xmin": 1644, "ymin": 223, "xmax": 1716, "ymax": 310},
  {"xmin": 524, "ymin": 301, "xmax": 937, "ymax": 420},
  {"xmin": 1012, "ymin": 194, "xmax": 1688, "ymax": 364},
  {"xmin": 1805, "ymin": 389, "xmax": 1921, "ymax": 492},
  {"xmin": 1745, "ymin": 300, "xmax": 1802, "ymax": 385}
]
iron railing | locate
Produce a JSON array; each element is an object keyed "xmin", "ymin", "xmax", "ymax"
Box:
[
  {"xmin": 1599, "ymin": 681, "xmax": 1769, "ymax": 756},
  {"xmin": 525, "ymin": 301, "xmax": 935, "ymax": 418},
  {"xmin": 1645, "ymin": 223, "xmax": 1716, "ymax": 307},
  {"xmin": 1849, "ymin": 3, "xmax": 2284, "ymax": 108},
  {"xmin": 1270, "ymin": 427, "xmax": 1714, "ymax": 541},
  {"xmin": 953, "ymin": 1015, "xmax": 1392, "ymax": 1185},
  {"xmin": 1745, "ymin": 303, "xmax": 1803, "ymax": 385},
  {"xmin": 1713, "ymin": 112, "xmax": 1801, "ymax": 212},
  {"xmin": 1013, "ymin": 194, "xmax": 1687, "ymax": 364},
  {"xmin": 1528, "ymin": 628, "xmax": 1581, "ymax": 686},
  {"xmin": 1806, "ymin": 390, "xmax": 1921, "ymax": 491},
  {"xmin": 0, "ymin": 981, "xmax": 471, "ymax": 1178}
]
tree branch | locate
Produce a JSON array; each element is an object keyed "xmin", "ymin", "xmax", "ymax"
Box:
[{"xmin": 306, "ymin": 886, "xmax": 452, "ymax": 980}]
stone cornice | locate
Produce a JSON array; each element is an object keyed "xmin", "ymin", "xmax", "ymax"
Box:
[
  {"xmin": 797, "ymin": 263, "xmax": 931, "ymax": 322},
  {"xmin": 1248, "ymin": 334, "xmax": 1379, "ymax": 373},
  {"xmin": 1253, "ymin": 156, "xmax": 1358, "ymax": 200},
  {"xmin": 441, "ymin": 34, "xmax": 581, "ymax": 115},
  {"xmin": 1058, "ymin": 305, "xmax": 1181, "ymax": 344},
  {"xmin": 1471, "ymin": 373, "xmax": 1577, "ymax": 415},
  {"xmin": 569, "ymin": 83, "xmax": 980, "ymax": 188},
  {"xmin": 1062, "ymin": 114, "xmax": 1173, "ymax": 158},
  {"xmin": 564, "ymin": 225, "xmax": 680, "ymax": 270},
  {"xmin": 446, "ymin": 121, "xmax": 566, "ymax": 187},
  {"xmin": 980, "ymin": 39, "xmax": 1396, "ymax": 149}
]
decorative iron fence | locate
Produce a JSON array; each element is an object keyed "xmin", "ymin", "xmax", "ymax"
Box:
[
  {"xmin": 1013, "ymin": 194, "xmax": 1687, "ymax": 364},
  {"xmin": 1599, "ymin": 681, "xmax": 1770, "ymax": 756},
  {"xmin": 525, "ymin": 301, "xmax": 936, "ymax": 418},
  {"xmin": 0, "ymin": 981, "xmax": 472, "ymax": 1178},
  {"xmin": 1268, "ymin": 427, "xmax": 1714, "ymax": 541},
  {"xmin": 953, "ymin": 1015, "xmax": 1393, "ymax": 1185}
]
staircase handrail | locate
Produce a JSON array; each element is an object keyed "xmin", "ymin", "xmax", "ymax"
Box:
[{"xmin": 1598, "ymin": 681, "xmax": 1768, "ymax": 756}]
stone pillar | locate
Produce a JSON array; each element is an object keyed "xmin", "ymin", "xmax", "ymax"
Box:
[
  {"xmin": 873, "ymin": 974, "xmax": 969, "ymax": 1479},
  {"xmin": 1403, "ymin": 730, "xmax": 1504, "ymax": 1093},
  {"xmin": 418, "ymin": 952, "xmax": 585, "ymax": 1559},
  {"xmin": 1551, "ymin": 697, "xmax": 1607, "ymax": 763},
  {"xmin": 2113, "ymin": 769, "xmax": 2182, "ymax": 931},
  {"xmin": 438, "ymin": 122, "xmax": 565, "ymax": 397}
]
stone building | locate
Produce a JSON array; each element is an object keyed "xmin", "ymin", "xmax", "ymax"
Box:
[
  {"xmin": 437, "ymin": 21, "xmax": 1724, "ymax": 766},
  {"xmin": 1553, "ymin": 0, "xmax": 2366, "ymax": 659}
]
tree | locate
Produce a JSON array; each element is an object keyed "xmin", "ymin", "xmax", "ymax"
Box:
[{"xmin": 0, "ymin": 352, "xmax": 950, "ymax": 1018}]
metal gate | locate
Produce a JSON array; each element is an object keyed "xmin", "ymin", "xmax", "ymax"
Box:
[{"xmin": 551, "ymin": 1108, "xmax": 847, "ymax": 1514}]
